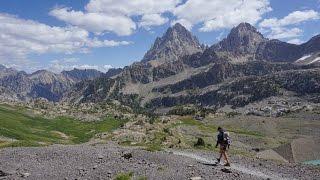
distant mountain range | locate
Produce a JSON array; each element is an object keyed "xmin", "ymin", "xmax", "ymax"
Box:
[
  {"xmin": 1, "ymin": 22, "xmax": 320, "ymax": 113},
  {"xmin": 0, "ymin": 66, "xmax": 119, "ymax": 101}
]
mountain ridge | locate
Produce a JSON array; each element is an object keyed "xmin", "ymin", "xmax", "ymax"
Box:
[
  {"xmin": 1, "ymin": 22, "xmax": 320, "ymax": 113},
  {"xmin": 0, "ymin": 67, "xmax": 106, "ymax": 101},
  {"xmin": 64, "ymin": 22, "xmax": 320, "ymax": 113}
]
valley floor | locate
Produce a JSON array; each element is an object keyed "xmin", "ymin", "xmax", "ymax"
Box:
[{"xmin": 0, "ymin": 143, "xmax": 319, "ymax": 180}]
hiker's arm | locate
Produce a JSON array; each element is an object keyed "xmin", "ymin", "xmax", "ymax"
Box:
[{"xmin": 215, "ymin": 140, "xmax": 218, "ymax": 148}]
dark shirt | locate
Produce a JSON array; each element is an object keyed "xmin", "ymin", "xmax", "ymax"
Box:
[{"xmin": 216, "ymin": 131, "xmax": 225, "ymax": 146}]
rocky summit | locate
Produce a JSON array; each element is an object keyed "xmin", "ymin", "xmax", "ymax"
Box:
[
  {"xmin": 142, "ymin": 23, "xmax": 204, "ymax": 66},
  {"xmin": 213, "ymin": 22, "xmax": 267, "ymax": 59}
]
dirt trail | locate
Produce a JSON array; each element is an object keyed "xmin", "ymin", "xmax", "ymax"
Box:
[
  {"xmin": 1, "ymin": 145, "xmax": 318, "ymax": 180},
  {"xmin": 169, "ymin": 150, "xmax": 295, "ymax": 180}
]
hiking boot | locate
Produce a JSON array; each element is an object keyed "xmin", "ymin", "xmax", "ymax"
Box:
[{"xmin": 224, "ymin": 163, "xmax": 231, "ymax": 167}]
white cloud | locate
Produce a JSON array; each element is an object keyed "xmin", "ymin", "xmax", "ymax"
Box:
[
  {"xmin": 267, "ymin": 27, "xmax": 302, "ymax": 39},
  {"xmin": 0, "ymin": 13, "xmax": 131, "ymax": 70},
  {"xmin": 287, "ymin": 38, "xmax": 304, "ymax": 45},
  {"xmin": 86, "ymin": 38, "xmax": 132, "ymax": 47},
  {"xmin": 259, "ymin": 10, "xmax": 319, "ymax": 40},
  {"xmin": 139, "ymin": 14, "xmax": 169, "ymax": 29},
  {"xmin": 85, "ymin": 0, "xmax": 180, "ymax": 16},
  {"xmin": 50, "ymin": 7, "xmax": 136, "ymax": 36},
  {"xmin": 48, "ymin": 58, "xmax": 114, "ymax": 73},
  {"xmin": 173, "ymin": 0, "xmax": 271, "ymax": 31},
  {"xmin": 260, "ymin": 10, "xmax": 319, "ymax": 28},
  {"xmin": 51, "ymin": 0, "xmax": 271, "ymax": 34},
  {"xmin": 50, "ymin": 0, "xmax": 181, "ymax": 35},
  {"xmin": 170, "ymin": 19, "xmax": 193, "ymax": 30}
]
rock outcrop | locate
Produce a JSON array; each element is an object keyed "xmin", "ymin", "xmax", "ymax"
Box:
[
  {"xmin": 142, "ymin": 23, "xmax": 204, "ymax": 64},
  {"xmin": 213, "ymin": 22, "xmax": 266, "ymax": 58}
]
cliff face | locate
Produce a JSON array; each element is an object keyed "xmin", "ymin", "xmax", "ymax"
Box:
[
  {"xmin": 213, "ymin": 23, "xmax": 267, "ymax": 57},
  {"xmin": 142, "ymin": 23, "xmax": 204, "ymax": 64}
]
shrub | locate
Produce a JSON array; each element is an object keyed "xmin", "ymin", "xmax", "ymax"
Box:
[
  {"xmin": 114, "ymin": 172, "xmax": 133, "ymax": 180},
  {"xmin": 194, "ymin": 137, "xmax": 205, "ymax": 147}
]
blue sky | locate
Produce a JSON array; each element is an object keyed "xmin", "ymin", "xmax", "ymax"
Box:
[{"xmin": 0, "ymin": 0, "xmax": 319, "ymax": 73}]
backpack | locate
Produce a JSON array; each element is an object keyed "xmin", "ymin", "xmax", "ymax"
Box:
[{"xmin": 223, "ymin": 131, "xmax": 232, "ymax": 146}]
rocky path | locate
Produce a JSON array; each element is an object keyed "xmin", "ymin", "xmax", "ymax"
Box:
[
  {"xmin": 170, "ymin": 150, "xmax": 291, "ymax": 180},
  {"xmin": 0, "ymin": 144, "xmax": 319, "ymax": 180}
]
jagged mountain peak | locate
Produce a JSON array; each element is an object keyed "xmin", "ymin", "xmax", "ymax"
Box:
[
  {"xmin": 229, "ymin": 22, "xmax": 265, "ymax": 42},
  {"xmin": 213, "ymin": 22, "xmax": 267, "ymax": 57},
  {"xmin": 165, "ymin": 23, "xmax": 191, "ymax": 38},
  {"xmin": 0, "ymin": 64, "xmax": 19, "ymax": 78},
  {"xmin": 28, "ymin": 69, "xmax": 68, "ymax": 85},
  {"xmin": 31, "ymin": 69, "xmax": 54, "ymax": 76},
  {"xmin": 232, "ymin": 22, "xmax": 261, "ymax": 33},
  {"xmin": 172, "ymin": 22, "xmax": 185, "ymax": 29},
  {"xmin": 141, "ymin": 23, "xmax": 203, "ymax": 64}
]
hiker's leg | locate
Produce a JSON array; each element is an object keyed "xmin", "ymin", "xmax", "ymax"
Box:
[
  {"xmin": 218, "ymin": 153, "xmax": 222, "ymax": 162},
  {"xmin": 223, "ymin": 151, "xmax": 230, "ymax": 164},
  {"xmin": 218, "ymin": 146, "xmax": 223, "ymax": 162},
  {"xmin": 219, "ymin": 151, "xmax": 223, "ymax": 159}
]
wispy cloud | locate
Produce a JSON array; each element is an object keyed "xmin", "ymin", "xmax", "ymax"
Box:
[
  {"xmin": 50, "ymin": 0, "xmax": 180, "ymax": 35},
  {"xmin": 259, "ymin": 10, "xmax": 319, "ymax": 42},
  {"xmin": 0, "ymin": 13, "xmax": 131, "ymax": 71},
  {"xmin": 50, "ymin": 0, "xmax": 272, "ymax": 34},
  {"xmin": 174, "ymin": 0, "xmax": 271, "ymax": 32},
  {"xmin": 48, "ymin": 58, "xmax": 114, "ymax": 73},
  {"xmin": 287, "ymin": 38, "xmax": 304, "ymax": 45}
]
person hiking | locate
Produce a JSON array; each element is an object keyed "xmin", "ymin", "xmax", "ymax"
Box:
[{"xmin": 215, "ymin": 127, "xmax": 231, "ymax": 166}]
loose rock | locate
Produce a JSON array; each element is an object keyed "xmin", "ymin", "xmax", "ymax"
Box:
[
  {"xmin": 122, "ymin": 152, "xmax": 133, "ymax": 160},
  {"xmin": 0, "ymin": 170, "xmax": 8, "ymax": 177},
  {"xmin": 190, "ymin": 177, "xmax": 202, "ymax": 180},
  {"xmin": 20, "ymin": 172, "xmax": 30, "ymax": 178}
]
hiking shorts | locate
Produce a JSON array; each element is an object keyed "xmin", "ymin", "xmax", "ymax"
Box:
[{"xmin": 219, "ymin": 144, "xmax": 228, "ymax": 152}]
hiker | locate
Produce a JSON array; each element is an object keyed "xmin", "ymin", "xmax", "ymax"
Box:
[{"xmin": 215, "ymin": 127, "xmax": 231, "ymax": 166}]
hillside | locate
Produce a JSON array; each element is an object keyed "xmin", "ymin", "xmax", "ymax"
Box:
[
  {"xmin": 0, "ymin": 68, "xmax": 104, "ymax": 102},
  {"xmin": 65, "ymin": 23, "xmax": 320, "ymax": 115},
  {"xmin": 0, "ymin": 104, "xmax": 319, "ymax": 179},
  {"xmin": 0, "ymin": 104, "xmax": 127, "ymax": 148}
]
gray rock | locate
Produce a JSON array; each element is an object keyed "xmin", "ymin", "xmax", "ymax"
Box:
[
  {"xmin": 190, "ymin": 177, "xmax": 202, "ymax": 180},
  {"xmin": 20, "ymin": 172, "xmax": 30, "ymax": 178},
  {"xmin": 142, "ymin": 23, "xmax": 204, "ymax": 64},
  {"xmin": 122, "ymin": 152, "xmax": 133, "ymax": 160},
  {"xmin": 0, "ymin": 170, "xmax": 8, "ymax": 177}
]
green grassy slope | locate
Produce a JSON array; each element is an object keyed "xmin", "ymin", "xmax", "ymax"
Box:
[{"xmin": 0, "ymin": 105, "xmax": 126, "ymax": 148}]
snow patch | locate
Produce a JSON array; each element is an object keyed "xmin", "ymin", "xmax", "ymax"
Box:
[
  {"xmin": 296, "ymin": 54, "xmax": 311, "ymax": 62},
  {"xmin": 308, "ymin": 57, "xmax": 320, "ymax": 64},
  {"xmin": 75, "ymin": 95, "xmax": 84, "ymax": 104}
]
